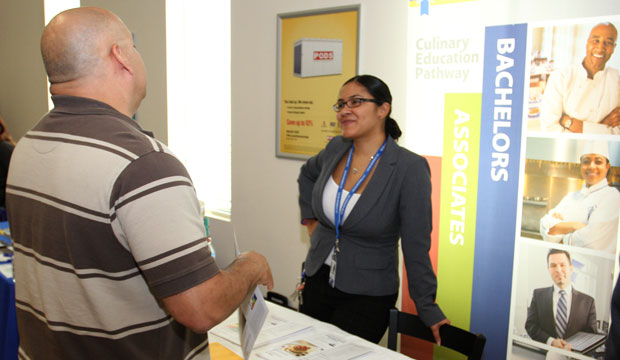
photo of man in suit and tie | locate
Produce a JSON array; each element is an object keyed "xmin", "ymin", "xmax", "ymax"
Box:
[{"xmin": 525, "ymin": 248, "xmax": 598, "ymax": 351}]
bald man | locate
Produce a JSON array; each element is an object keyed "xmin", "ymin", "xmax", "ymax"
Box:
[
  {"xmin": 6, "ymin": 7, "xmax": 273, "ymax": 359},
  {"xmin": 540, "ymin": 22, "xmax": 620, "ymax": 134}
]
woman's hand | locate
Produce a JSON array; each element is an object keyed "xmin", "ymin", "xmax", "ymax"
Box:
[
  {"xmin": 0, "ymin": 115, "xmax": 15, "ymax": 145},
  {"xmin": 430, "ymin": 318, "xmax": 451, "ymax": 346},
  {"xmin": 303, "ymin": 219, "xmax": 318, "ymax": 236}
]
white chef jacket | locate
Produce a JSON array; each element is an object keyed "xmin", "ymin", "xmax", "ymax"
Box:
[
  {"xmin": 540, "ymin": 63, "xmax": 620, "ymax": 134},
  {"xmin": 540, "ymin": 178, "xmax": 620, "ymax": 253}
]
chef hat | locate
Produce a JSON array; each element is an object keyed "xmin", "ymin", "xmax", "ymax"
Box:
[{"xmin": 580, "ymin": 140, "xmax": 610, "ymax": 161}]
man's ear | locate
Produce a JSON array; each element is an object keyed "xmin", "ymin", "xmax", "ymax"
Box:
[{"xmin": 111, "ymin": 43, "xmax": 133, "ymax": 75}]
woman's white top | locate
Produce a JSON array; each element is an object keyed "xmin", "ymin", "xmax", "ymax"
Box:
[{"xmin": 321, "ymin": 176, "xmax": 360, "ymax": 265}]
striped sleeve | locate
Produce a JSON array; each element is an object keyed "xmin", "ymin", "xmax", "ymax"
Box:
[{"xmin": 110, "ymin": 151, "xmax": 220, "ymax": 298}]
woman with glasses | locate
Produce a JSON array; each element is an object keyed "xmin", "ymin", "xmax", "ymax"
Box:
[{"xmin": 297, "ymin": 74, "xmax": 449, "ymax": 344}]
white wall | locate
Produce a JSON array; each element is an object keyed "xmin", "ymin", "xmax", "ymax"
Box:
[
  {"xmin": 0, "ymin": 1, "xmax": 48, "ymax": 139},
  {"xmin": 0, "ymin": 0, "xmax": 167, "ymax": 144},
  {"xmin": 82, "ymin": 0, "xmax": 168, "ymax": 144}
]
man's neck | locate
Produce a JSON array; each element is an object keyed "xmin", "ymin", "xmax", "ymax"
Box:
[
  {"xmin": 555, "ymin": 283, "xmax": 571, "ymax": 291},
  {"xmin": 51, "ymin": 83, "xmax": 133, "ymax": 118},
  {"xmin": 582, "ymin": 58, "xmax": 604, "ymax": 80}
]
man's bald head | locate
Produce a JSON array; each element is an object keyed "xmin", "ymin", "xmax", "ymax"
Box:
[
  {"xmin": 41, "ymin": 7, "xmax": 130, "ymax": 84},
  {"xmin": 583, "ymin": 22, "xmax": 618, "ymax": 78}
]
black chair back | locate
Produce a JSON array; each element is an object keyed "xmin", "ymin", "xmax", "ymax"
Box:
[
  {"xmin": 265, "ymin": 291, "xmax": 297, "ymax": 311},
  {"xmin": 388, "ymin": 308, "xmax": 486, "ymax": 360}
]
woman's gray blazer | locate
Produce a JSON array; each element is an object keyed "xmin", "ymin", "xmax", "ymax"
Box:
[{"xmin": 298, "ymin": 135, "xmax": 445, "ymax": 326}]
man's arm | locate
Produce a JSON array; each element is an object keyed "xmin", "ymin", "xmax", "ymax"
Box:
[
  {"xmin": 598, "ymin": 106, "xmax": 620, "ymax": 128},
  {"xmin": 584, "ymin": 295, "xmax": 598, "ymax": 333},
  {"xmin": 566, "ymin": 191, "xmax": 620, "ymax": 251},
  {"xmin": 599, "ymin": 74, "xmax": 620, "ymax": 131},
  {"xmin": 558, "ymin": 111, "xmax": 620, "ymax": 134},
  {"xmin": 162, "ymin": 251, "xmax": 273, "ymax": 333},
  {"xmin": 525, "ymin": 290, "xmax": 552, "ymax": 343},
  {"xmin": 547, "ymin": 221, "xmax": 586, "ymax": 236},
  {"xmin": 539, "ymin": 70, "xmax": 566, "ymax": 132}
]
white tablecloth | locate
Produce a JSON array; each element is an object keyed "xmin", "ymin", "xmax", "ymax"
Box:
[{"xmin": 208, "ymin": 301, "xmax": 413, "ymax": 359}]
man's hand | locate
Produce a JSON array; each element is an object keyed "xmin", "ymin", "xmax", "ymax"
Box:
[
  {"xmin": 600, "ymin": 106, "xmax": 620, "ymax": 129},
  {"xmin": 551, "ymin": 338, "xmax": 572, "ymax": 351},
  {"xmin": 235, "ymin": 251, "xmax": 274, "ymax": 290},
  {"xmin": 162, "ymin": 251, "xmax": 273, "ymax": 333}
]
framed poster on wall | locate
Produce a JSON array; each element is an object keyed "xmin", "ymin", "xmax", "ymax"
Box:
[{"xmin": 276, "ymin": 6, "xmax": 360, "ymax": 159}]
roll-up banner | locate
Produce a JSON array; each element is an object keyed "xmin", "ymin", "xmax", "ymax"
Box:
[{"xmin": 403, "ymin": 1, "xmax": 620, "ymax": 358}]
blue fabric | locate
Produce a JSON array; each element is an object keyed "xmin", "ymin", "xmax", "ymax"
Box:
[
  {"xmin": 0, "ymin": 221, "xmax": 9, "ymax": 244},
  {"xmin": 0, "ymin": 220, "xmax": 17, "ymax": 359},
  {"xmin": 0, "ymin": 271, "xmax": 17, "ymax": 360}
]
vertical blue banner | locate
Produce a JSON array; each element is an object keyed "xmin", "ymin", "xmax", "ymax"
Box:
[{"xmin": 470, "ymin": 24, "xmax": 527, "ymax": 359}]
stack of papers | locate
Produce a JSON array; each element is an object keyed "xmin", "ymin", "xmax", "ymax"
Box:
[
  {"xmin": 255, "ymin": 331, "xmax": 372, "ymax": 360},
  {"xmin": 211, "ymin": 230, "xmax": 380, "ymax": 359},
  {"xmin": 239, "ymin": 288, "xmax": 269, "ymax": 358},
  {"xmin": 210, "ymin": 314, "xmax": 312, "ymax": 349}
]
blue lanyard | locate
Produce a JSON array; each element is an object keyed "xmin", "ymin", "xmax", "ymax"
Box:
[{"xmin": 334, "ymin": 138, "xmax": 388, "ymax": 246}]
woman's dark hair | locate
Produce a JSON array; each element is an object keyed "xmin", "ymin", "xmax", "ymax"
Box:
[{"xmin": 343, "ymin": 74, "xmax": 402, "ymax": 140}]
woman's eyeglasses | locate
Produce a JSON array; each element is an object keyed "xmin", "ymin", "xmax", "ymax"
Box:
[{"xmin": 333, "ymin": 98, "xmax": 380, "ymax": 112}]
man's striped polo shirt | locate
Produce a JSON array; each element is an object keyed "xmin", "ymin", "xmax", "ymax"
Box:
[{"xmin": 6, "ymin": 95, "xmax": 219, "ymax": 359}]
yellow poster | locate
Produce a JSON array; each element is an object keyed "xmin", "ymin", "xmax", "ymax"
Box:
[{"xmin": 277, "ymin": 8, "xmax": 359, "ymax": 158}]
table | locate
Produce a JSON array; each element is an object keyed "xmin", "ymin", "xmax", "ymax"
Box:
[
  {"xmin": 1, "ymin": 277, "xmax": 411, "ymax": 359},
  {"xmin": 0, "ymin": 220, "xmax": 17, "ymax": 360},
  {"xmin": 208, "ymin": 301, "xmax": 413, "ymax": 360},
  {"xmin": 0, "ymin": 269, "xmax": 17, "ymax": 360}
]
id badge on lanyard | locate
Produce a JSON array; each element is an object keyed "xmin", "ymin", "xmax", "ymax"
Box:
[{"xmin": 329, "ymin": 138, "xmax": 387, "ymax": 288}]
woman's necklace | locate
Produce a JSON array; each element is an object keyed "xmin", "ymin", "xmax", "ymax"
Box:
[{"xmin": 352, "ymin": 155, "xmax": 375, "ymax": 174}]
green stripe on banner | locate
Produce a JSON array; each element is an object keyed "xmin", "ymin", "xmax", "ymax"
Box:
[{"xmin": 436, "ymin": 93, "xmax": 482, "ymax": 350}]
